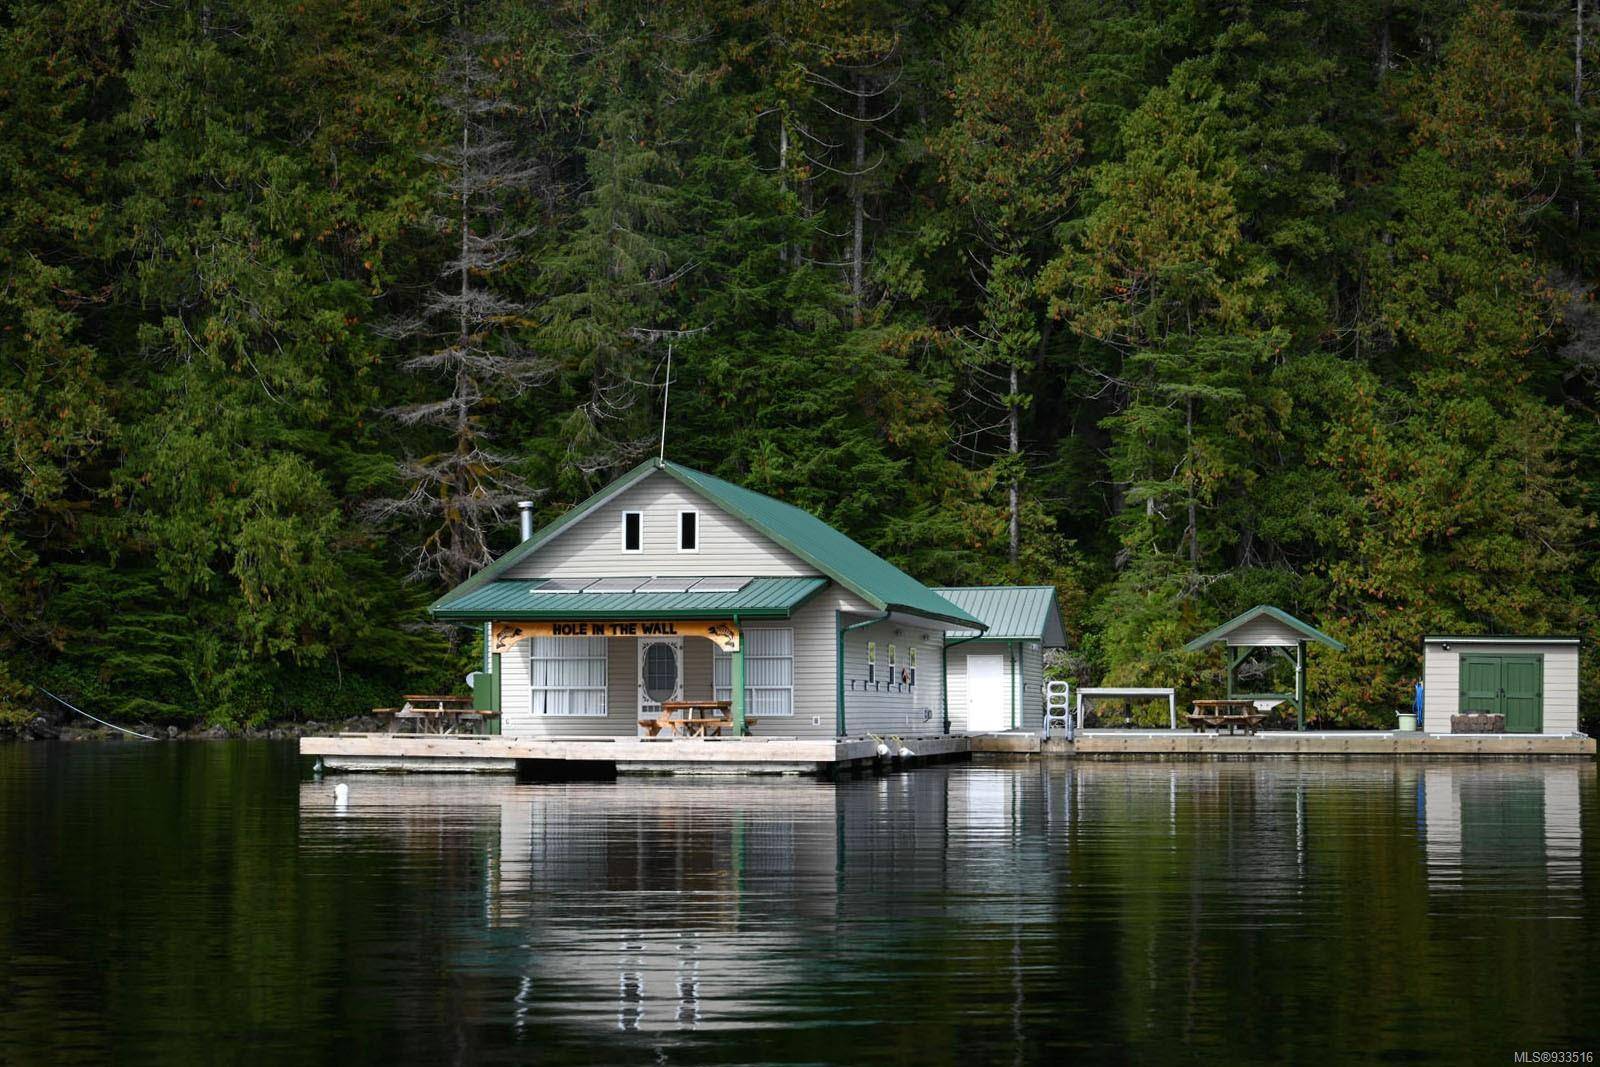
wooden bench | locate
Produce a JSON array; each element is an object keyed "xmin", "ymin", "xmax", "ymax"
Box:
[
  {"xmin": 1186, "ymin": 713, "xmax": 1267, "ymax": 736},
  {"xmin": 639, "ymin": 716, "xmax": 764, "ymax": 738},
  {"xmin": 639, "ymin": 701, "xmax": 759, "ymax": 738},
  {"xmin": 375, "ymin": 695, "xmax": 494, "ymax": 735},
  {"xmin": 1188, "ymin": 699, "xmax": 1268, "ymax": 736}
]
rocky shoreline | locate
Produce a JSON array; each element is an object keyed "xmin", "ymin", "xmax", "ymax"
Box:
[{"xmin": 3, "ymin": 712, "xmax": 387, "ymax": 743}]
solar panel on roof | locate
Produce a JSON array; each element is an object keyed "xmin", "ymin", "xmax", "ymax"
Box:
[
  {"xmin": 690, "ymin": 577, "xmax": 752, "ymax": 593},
  {"xmin": 534, "ymin": 578, "xmax": 597, "ymax": 593},
  {"xmin": 585, "ymin": 577, "xmax": 648, "ymax": 593},
  {"xmin": 637, "ymin": 577, "xmax": 696, "ymax": 593}
]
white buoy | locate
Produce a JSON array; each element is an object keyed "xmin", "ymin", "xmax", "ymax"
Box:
[
  {"xmin": 333, "ymin": 782, "xmax": 349, "ymax": 806},
  {"xmin": 875, "ymin": 741, "xmax": 890, "ymax": 757},
  {"xmin": 897, "ymin": 745, "xmax": 913, "ymax": 758}
]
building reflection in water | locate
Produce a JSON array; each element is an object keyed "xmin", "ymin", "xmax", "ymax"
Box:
[
  {"xmin": 298, "ymin": 758, "xmax": 1589, "ymax": 1040},
  {"xmin": 491, "ymin": 778, "xmax": 841, "ymax": 1034},
  {"xmin": 1418, "ymin": 764, "xmax": 1584, "ymax": 892}
]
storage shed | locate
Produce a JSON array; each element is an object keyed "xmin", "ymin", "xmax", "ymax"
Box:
[
  {"xmin": 1422, "ymin": 637, "xmax": 1581, "ymax": 735},
  {"xmin": 935, "ymin": 587, "xmax": 1066, "ymax": 734}
]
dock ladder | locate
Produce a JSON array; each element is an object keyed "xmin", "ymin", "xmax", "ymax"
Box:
[{"xmin": 1043, "ymin": 681, "xmax": 1072, "ymax": 741}]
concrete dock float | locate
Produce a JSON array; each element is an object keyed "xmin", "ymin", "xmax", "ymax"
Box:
[
  {"xmin": 302, "ymin": 729, "xmax": 1593, "ymax": 774},
  {"xmin": 968, "ymin": 730, "xmax": 1597, "ymax": 759},
  {"xmin": 301, "ymin": 733, "xmax": 972, "ymax": 775}
]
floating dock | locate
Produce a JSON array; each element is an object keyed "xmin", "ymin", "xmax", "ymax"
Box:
[
  {"xmin": 301, "ymin": 734, "xmax": 972, "ymax": 775},
  {"xmin": 980, "ymin": 730, "xmax": 1596, "ymax": 759},
  {"xmin": 301, "ymin": 729, "xmax": 1593, "ymax": 775}
]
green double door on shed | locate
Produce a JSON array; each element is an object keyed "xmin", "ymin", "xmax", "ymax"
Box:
[{"xmin": 1458, "ymin": 654, "xmax": 1543, "ymax": 733}]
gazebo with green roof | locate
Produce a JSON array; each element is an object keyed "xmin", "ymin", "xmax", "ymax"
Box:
[{"xmin": 1182, "ymin": 606, "xmax": 1346, "ymax": 731}]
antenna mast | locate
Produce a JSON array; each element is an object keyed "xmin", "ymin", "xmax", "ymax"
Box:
[{"xmin": 658, "ymin": 339, "xmax": 673, "ymax": 467}]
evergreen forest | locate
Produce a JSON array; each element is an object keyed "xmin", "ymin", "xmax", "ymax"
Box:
[{"xmin": 4, "ymin": 0, "xmax": 1599, "ymax": 729}]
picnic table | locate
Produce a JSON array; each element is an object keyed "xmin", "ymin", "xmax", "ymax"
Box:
[
  {"xmin": 375, "ymin": 694, "xmax": 495, "ymax": 735},
  {"xmin": 638, "ymin": 700, "xmax": 757, "ymax": 738},
  {"xmin": 1187, "ymin": 698, "xmax": 1267, "ymax": 736}
]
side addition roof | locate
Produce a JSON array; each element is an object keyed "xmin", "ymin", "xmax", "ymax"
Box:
[
  {"xmin": 1183, "ymin": 605, "xmax": 1347, "ymax": 653},
  {"xmin": 933, "ymin": 586, "xmax": 1066, "ymax": 646},
  {"xmin": 430, "ymin": 459, "xmax": 983, "ymax": 630}
]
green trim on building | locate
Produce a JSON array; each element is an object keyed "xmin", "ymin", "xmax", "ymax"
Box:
[
  {"xmin": 1182, "ymin": 604, "xmax": 1346, "ymax": 653},
  {"xmin": 1459, "ymin": 652, "xmax": 1544, "ymax": 733},
  {"xmin": 431, "ymin": 575, "xmax": 829, "ymax": 622},
  {"xmin": 935, "ymin": 586, "xmax": 1066, "ymax": 645},
  {"xmin": 430, "ymin": 459, "xmax": 983, "ymax": 631},
  {"xmin": 665, "ymin": 463, "xmax": 980, "ymax": 628}
]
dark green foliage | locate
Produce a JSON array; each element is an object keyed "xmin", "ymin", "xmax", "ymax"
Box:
[{"xmin": 1, "ymin": 0, "xmax": 1597, "ymax": 725}]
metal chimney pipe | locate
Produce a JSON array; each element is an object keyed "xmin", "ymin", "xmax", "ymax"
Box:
[{"xmin": 517, "ymin": 501, "xmax": 535, "ymax": 543}]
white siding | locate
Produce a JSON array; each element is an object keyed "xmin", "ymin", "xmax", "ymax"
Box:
[
  {"xmin": 947, "ymin": 649, "xmax": 968, "ymax": 732},
  {"xmin": 945, "ymin": 641, "xmax": 1042, "ymax": 733},
  {"xmin": 499, "ymin": 636, "xmax": 655, "ymax": 737},
  {"xmin": 749, "ymin": 592, "xmax": 848, "ymax": 738},
  {"xmin": 682, "ymin": 636, "xmax": 713, "ymax": 702},
  {"xmin": 1422, "ymin": 641, "xmax": 1580, "ymax": 734},
  {"xmin": 1019, "ymin": 643, "xmax": 1044, "ymax": 731},
  {"xmin": 1225, "ymin": 614, "xmax": 1308, "ymax": 647},
  {"xmin": 501, "ymin": 636, "xmax": 631, "ymax": 738},
  {"xmin": 500, "ymin": 596, "xmax": 861, "ymax": 740},
  {"xmin": 507, "ymin": 471, "xmax": 815, "ymax": 579},
  {"xmin": 839, "ymin": 613, "xmax": 946, "ymax": 738},
  {"xmin": 607, "ymin": 637, "xmax": 637, "ymax": 718}
]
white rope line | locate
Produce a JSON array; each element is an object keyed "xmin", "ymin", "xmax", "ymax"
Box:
[{"xmin": 36, "ymin": 687, "xmax": 160, "ymax": 741}]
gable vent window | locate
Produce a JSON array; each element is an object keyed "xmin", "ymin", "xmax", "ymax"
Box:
[
  {"xmin": 622, "ymin": 511, "xmax": 642, "ymax": 553},
  {"xmin": 678, "ymin": 510, "xmax": 698, "ymax": 552}
]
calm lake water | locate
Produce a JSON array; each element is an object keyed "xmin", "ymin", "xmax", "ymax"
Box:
[{"xmin": 1, "ymin": 743, "xmax": 1596, "ymax": 1064}]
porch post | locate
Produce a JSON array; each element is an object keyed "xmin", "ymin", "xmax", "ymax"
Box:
[
  {"xmin": 1295, "ymin": 640, "xmax": 1306, "ymax": 731},
  {"xmin": 731, "ymin": 616, "xmax": 746, "ymax": 735}
]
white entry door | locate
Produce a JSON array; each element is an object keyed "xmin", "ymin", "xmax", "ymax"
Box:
[
  {"xmin": 638, "ymin": 637, "xmax": 683, "ymax": 734},
  {"xmin": 966, "ymin": 654, "xmax": 1010, "ymax": 733}
]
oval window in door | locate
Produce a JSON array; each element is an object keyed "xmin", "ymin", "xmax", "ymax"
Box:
[{"xmin": 642, "ymin": 642, "xmax": 679, "ymax": 704}]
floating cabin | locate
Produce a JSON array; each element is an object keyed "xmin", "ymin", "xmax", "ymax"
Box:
[
  {"xmin": 430, "ymin": 459, "xmax": 1062, "ymax": 741},
  {"xmin": 1423, "ymin": 636, "xmax": 1581, "ymax": 734},
  {"xmin": 302, "ymin": 461, "xmax": 1594, "ymax": 772}
]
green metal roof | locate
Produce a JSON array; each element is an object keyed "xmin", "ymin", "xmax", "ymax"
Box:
[
  {"xmin": 431, "ymin": 459, "xmax": 983, "ymax": 630},
  {"xmin": 1183, "ymin": 605, "xmax": 1347, "ymax": 653},
  {"xmin": 431, "ymin": 576, "xmax": 829, "ymax": 622},
  {"xmin": 934, "ymin": 586, "xmax": 1066, "ymax": 645}
]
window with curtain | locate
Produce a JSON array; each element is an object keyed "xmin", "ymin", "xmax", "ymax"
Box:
[
  {"xmin": 529, "ymin": 636, "xmax": 608, "ymax": 715},
  {"xmin": 713, "ymin": 628, "xmax": 793, "ymax": 716}
]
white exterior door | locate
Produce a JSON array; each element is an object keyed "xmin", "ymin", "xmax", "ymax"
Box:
[
  {"xmin": 638, "ymin": 637, "xmax": 683, "ymax": 734},
  {"xmin": 966, "ymin": 654, "xmax": 1010, "ymax": 733}
]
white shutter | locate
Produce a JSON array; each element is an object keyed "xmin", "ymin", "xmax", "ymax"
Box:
[
  {"xmin": 529, "ymin": 636, "xmax": 609, "ymax": 716},
  {"xmin": 713, "ymin": 628, "xmax": 793, "ymax": 715}
]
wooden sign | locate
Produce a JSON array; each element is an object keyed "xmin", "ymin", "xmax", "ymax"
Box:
[{"xmin": 493, "ymin": 619, "xmax": 740, "ymax": 653}]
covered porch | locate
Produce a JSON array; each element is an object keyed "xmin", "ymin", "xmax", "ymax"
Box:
[{"xmin": 444, "ymin": 575, "xmax": 828, "ymax": 739}]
